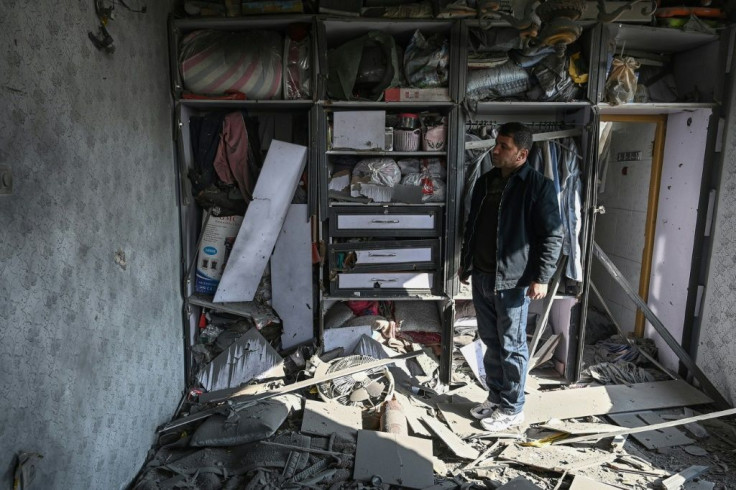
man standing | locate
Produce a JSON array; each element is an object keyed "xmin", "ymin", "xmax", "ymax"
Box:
[{"xmin": 459, "ymin": 122, "xmax": 563, "ymax": 431}]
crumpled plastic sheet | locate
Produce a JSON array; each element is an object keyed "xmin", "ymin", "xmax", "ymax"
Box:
[
  {"xmin": 466, "ymin": 62, "xmax": 530, "ymax": 100},
  {"xmin": 593, "ymin": 334, "xmax": 658, "ymax": 365},
  {"xmin": 400, "ymin": 172, "xmax": 446, "ymax": 202},
  {"xmin": 404, "ymin": 29, "xmax": 449, "ymax": 88},
  {"xmin": 582, "ymin": 360, "xmax": 656, "ymax": 385},
  {"xmin": 353, "ymin": 158, "xmax": 402, "ymax": 187},
  {"xmin": 284, "ymin": 35, "xmax": 312, "ymax": 100}
]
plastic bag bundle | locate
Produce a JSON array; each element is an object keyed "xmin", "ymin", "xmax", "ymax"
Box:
[
  {"xmin": 397, "ymin": 158, "xmax": 421, "ymax": 175},
  {"xmin": 466, "ymin": 62, "xmax": 530, "ymax": 100},
  {"xmin": 284, "ymin": 34, "xmax": 312, "ymax": 99},
  {"xmin": 180, "ymin": 30, "xmax": 283, "ymax": 99},
  {"xmin": 353, "ymin": 158, "xmax": 402, "ymax": 186},
  {"xmin": 401, "ymin": 172, "xmax": 446, "ymax": 202},
  {"xmin": 605, "ymin": 56, "xmax": 640, "ymax": 105},
  {"xmin": 404, "ymin": 30, "xmax": 450, "ymax": 88}
]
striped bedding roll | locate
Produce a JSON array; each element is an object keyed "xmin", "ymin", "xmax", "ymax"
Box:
[{"xmin": 180, "ymin": 30, "xmax": 284, "ymax": 99}]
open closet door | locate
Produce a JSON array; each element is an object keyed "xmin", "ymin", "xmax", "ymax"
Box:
[{"xmin": 572, "ymin": 110, "xmax": 601, "ymax": 381}]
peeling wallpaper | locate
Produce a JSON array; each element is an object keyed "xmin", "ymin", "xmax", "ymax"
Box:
[{"xmin": 0, "ymin": 1, "xmax": 182, "ymax": 489}]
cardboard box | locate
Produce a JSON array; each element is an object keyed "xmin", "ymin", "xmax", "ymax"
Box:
[{"xmin": 384, "ymin": 87, "xmax": 451, "ymax": 102}]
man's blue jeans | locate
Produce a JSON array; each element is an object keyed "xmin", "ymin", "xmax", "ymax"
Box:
[{"xmin": 472, "ymin": 269, "xmax": 529, "ymax": 415}]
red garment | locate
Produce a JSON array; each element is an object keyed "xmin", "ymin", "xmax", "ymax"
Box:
[
  {"xmin": 213, "ymin": 112, "xmax": 253, "ymax": 201},
  {"xmin": 347, "ymin": 301, "xmax": 379, "ymax": 316}
]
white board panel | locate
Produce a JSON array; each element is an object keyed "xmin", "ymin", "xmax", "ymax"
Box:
[
  {"xmin": 214, "ymin": 140, "xmax": 308, "ymax": 303},
  {"xmin": 272, "ymin": 204, "xmax": 313, "ymax": 350}
]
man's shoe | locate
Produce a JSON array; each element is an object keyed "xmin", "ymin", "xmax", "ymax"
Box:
[
  {"xmin": 470, "ymin": 400, "xmax": 498, "ymax": 420},
  {"xmin": 480, "ymin": 410, "xmax": 525, "ymax": 431}
]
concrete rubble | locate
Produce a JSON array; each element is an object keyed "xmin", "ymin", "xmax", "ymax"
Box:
[{"xmin": 131, "ymin": 300, "xmax": 736, "ymax": 490}]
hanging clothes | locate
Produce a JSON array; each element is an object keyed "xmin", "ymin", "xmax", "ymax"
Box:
[{"xmin": 557, "ymin": 137, "xmax": 583, "ymax": 282}]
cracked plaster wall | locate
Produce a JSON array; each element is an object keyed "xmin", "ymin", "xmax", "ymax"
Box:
[{"xmin": 0, "ymin": 1, "xmax": 182, "ymax": 488}]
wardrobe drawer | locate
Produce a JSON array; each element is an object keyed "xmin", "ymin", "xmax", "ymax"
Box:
[
  {"xmin": 331, "ymin": 272, "xmax": 436, "ymax": 295},
  {"xmin": 329, "ymin": 206, "xmax": 442, "ymax": 237},
  {"xmin": 329, "ymin": 239, "xmax": 440, "ymax": 272}
]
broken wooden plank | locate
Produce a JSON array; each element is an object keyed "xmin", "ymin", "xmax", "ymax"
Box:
[
  {"xmin": 557, "ymin": 407, "xmax": 736, "ymax": 445},
  {"xmin": 528, "ymin": 334, "xmax": 562, "ymax": 371},
  {"xmin": 541, "ymin": 419, "xmax": 624, "ymax": 435},
  {"xmin": 527, "ymin": 257, "xmax": 566, "ymax": 364},
  {"xmin": 524, "ymin": 380, "xmax": 712, "ymax": 425},
  {"xmin": 394, "ymin": 392, "xmax": 432, "ymax": 437},
  {"xmin": 499, "ymin": 444, "xmax": 615, "ymax": 473},
  {"xmin": 593, "ymin": 243, "xmax": 728, "ymax": 408},
  {"xmin": 569, "ymin": 475, "xmax": 619, "ymax": 489},
  {"xmin": 301, "ymin": 399, "xmax": 362, "ymax": 439},
  {"xmin": 420, "ymin": 415, "xmax": 480, "ymax": 460},
  {"xmin": 161, "ymin": 351, "xmax": 422, "ymax": 432},
  {"xmin": 607, "ymin": 411, "xmax": 694, "ymax": 450},
  {"xmin": 215, "ymin": 140, "xmax": 308, "ymax": 303},
  {"xmin": 271, "ymin": 204, "xmax": 314, "ymax": 350},
  {"xmin": 658, "ymin": 465, "xmax": 709, "ymax": 490},
  {"xmin": 354, "ymin": 430, "xmax": 433, "ymax": 489},
  {"xmin": 200, "ymin": 350, "xmax": 421, "ymax": 404}
]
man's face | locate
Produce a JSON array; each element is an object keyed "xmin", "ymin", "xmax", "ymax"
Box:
[{"xmin": 492, "ymin": 134, "xmax": 528, "ymax": 171}]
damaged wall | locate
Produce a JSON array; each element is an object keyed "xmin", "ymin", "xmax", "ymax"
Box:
[
  {"xmin": 699, "ymin": 78, "xmax": 736, "ymax": 407},
  {"xmin": 0, "ymin": 2, "xmax": 182, "ymax": 489}
]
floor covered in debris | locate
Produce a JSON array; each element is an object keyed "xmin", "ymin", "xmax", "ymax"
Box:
[{"xmin": 130, "ymin": 298, "xmax": 736, "ymax": 490}]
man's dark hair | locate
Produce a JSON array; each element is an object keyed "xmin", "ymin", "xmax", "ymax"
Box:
[{"xmin": 497, "ymin": 122, "xmax": 533, "ymax": 152}]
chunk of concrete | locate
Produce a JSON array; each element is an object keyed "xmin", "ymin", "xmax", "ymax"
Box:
[{"xmin": 301, "ymin": 399, "xmax": 362, "ymax": 439}]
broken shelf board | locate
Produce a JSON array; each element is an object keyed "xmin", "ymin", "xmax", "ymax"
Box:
[
  {"xmin": 608, "ymin": 411, "xmax": 695, "ymax": 450},
  {"xmin": 301, "ymin": 399, "xmax": 362, "ymax": 439},
  {"xmin": 541, "ymin": 419, "xmax": 625, "ymax": 435},
  {"xmin": 659, "ymin": 465, "xmax": 709, "ymax": 490},
  {"xmin": 188, "ymin": 293, "xmax": 278, "ymax": 328},
  {"xmin": 523, "ymin": 380, "xmax": 712, "ymax": 424},
  {"xmin": 353, "ymin": 430, "xmax": 433, "ymax": 489},
  {"xmin": 441, "ymin": 380, "xmax": 711, "ymax": 429},
  {"xmin": 420, "ymin": 414, "xmax": 480, "ymax": 459},
  {"xmin": 499, "ymin": 443, "xmax": 616, "ymax": 473},
  {"xmin": 558, "ymin": 407, "xmax": 736, "ymax": 445},
  {"xmin": 569, "ymin": 475, "xmax": 619, "ymax": 489},
  {"xmin": 271, "ymin": 204, "xmax": 314, "ymax": 350},
  {"xmin": 195, "ymin": 350, "xmax": 421, "ymax": 405},
  {"xmin": 541, "ymin": 418, "xmax": 626, "ymax": 435},
  {"xmin": 215, "ymin": 140, "xmax": 308, "ymax": 303}
]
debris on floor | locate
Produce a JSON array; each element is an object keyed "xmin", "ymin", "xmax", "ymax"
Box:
[{"xmin": 131, "ymin": 294, "xmax": 736, "ymax": 489}]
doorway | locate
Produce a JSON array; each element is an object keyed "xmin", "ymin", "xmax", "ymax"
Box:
[{"xmin": 591, "ymin": 115, "xmax": 667, "ymax": 338}]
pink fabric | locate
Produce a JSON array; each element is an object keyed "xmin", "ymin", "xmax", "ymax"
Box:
[{"xmin": 213, "ymin": 113, "xmax": 252, "ymax": 201}]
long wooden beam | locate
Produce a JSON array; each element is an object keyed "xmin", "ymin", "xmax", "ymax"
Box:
[{"xmin": 592, "ymin": 243, "xmax": 728, "ymax": 408}]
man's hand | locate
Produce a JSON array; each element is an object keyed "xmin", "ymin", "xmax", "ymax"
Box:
[
  {"xmin": 527, "ymin": 282, "xmax": 548, "ymax": 300},
  {"xmin": 458, "ymin": 267, "xmax": 469, "ymax": 285}
]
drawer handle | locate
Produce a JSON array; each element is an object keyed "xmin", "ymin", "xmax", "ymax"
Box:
[
  {"xmin": 368, "ymin": 252, "xmax": 397, "ymax": 257},
  {"xmin": 370, "ymin": 219, "xmax": 400, "ymax": 223},
  {"xmin": 371, "ymin": 278, "xmax": 397, "ymax": 282}
]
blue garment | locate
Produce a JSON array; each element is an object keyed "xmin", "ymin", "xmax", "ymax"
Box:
[
  {"xmin": 472, "ymin": 269, "xmax": 529, "ymax": 415},
  {"xmin": 557, "ymin": 138, "xmax": 583, "ymax": 282}
]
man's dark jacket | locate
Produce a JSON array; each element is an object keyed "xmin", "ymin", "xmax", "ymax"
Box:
[{"xmin": 460, "ymin": 163, "xmax": 563, "ymax": 290}]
